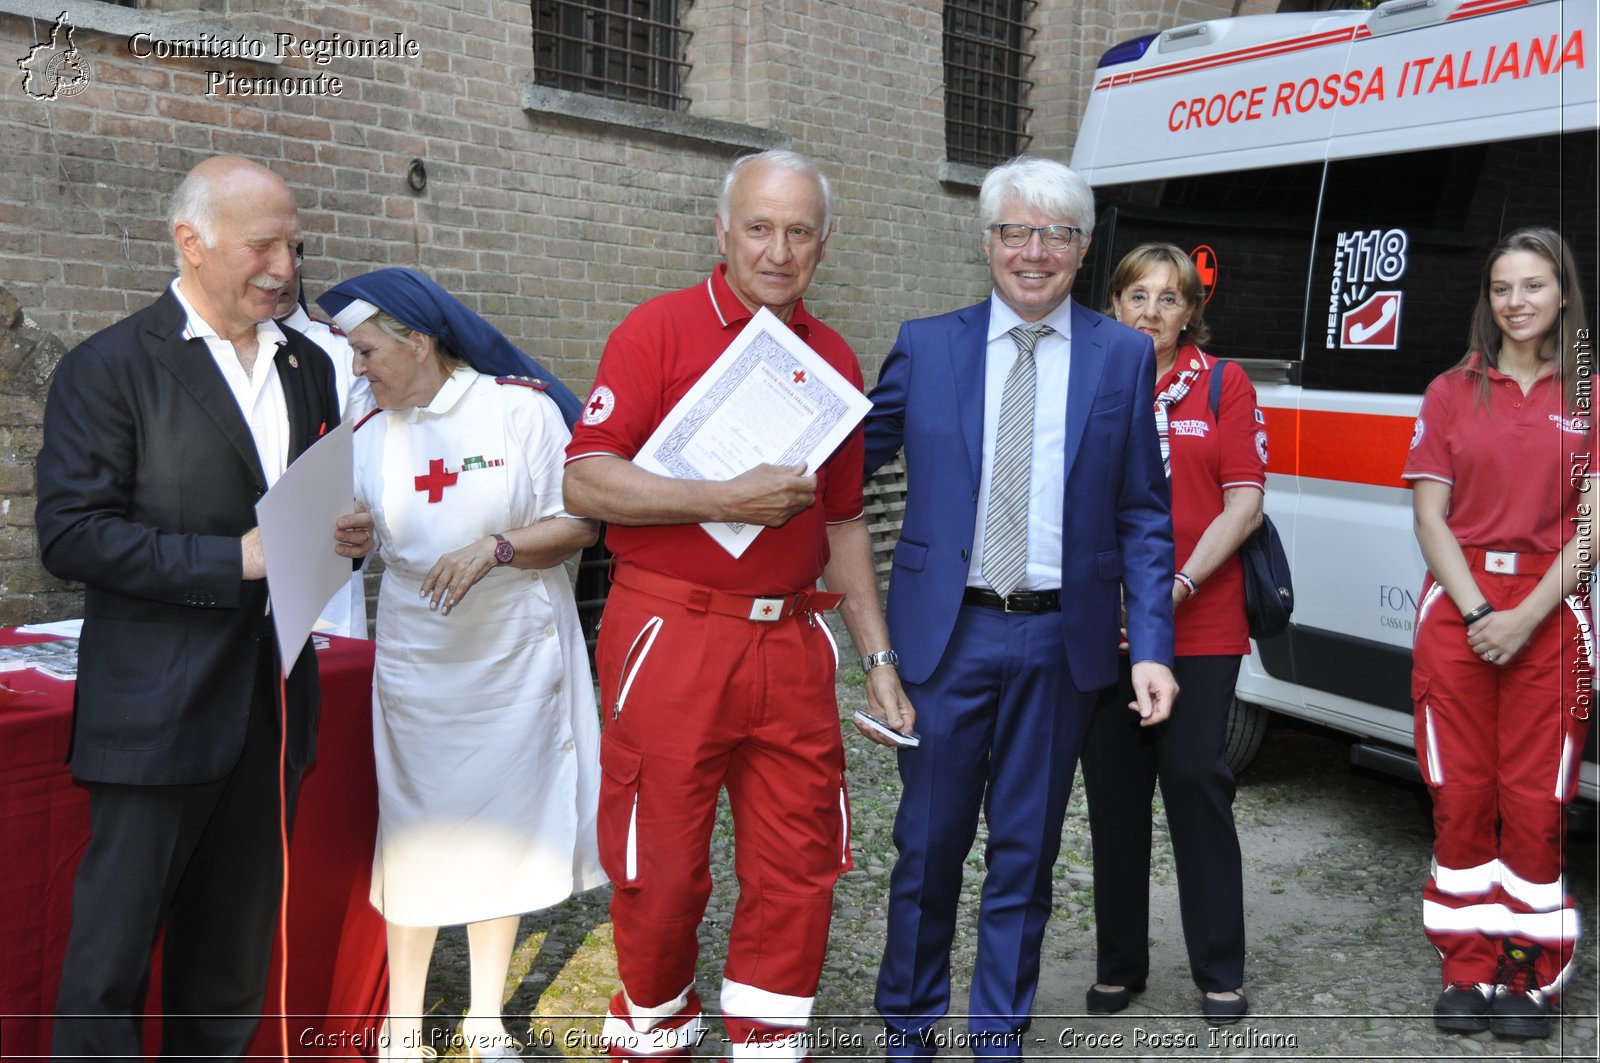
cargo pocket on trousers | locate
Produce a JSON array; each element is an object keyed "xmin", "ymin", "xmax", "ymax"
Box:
[
  {"xmin": 599, "ymin": 737, "xmax": 645, "ymax": 887},
  {"xmin": 1412, "ymin": 670, "xmax": 1442, "ymax": 787}
]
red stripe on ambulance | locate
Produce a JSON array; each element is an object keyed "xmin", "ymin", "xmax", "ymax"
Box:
[{"xmin": 1263, "ymin": 408, "xmax": 1415, "ymax": 488}]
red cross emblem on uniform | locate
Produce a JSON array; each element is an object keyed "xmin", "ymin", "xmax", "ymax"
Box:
[
  {"xmin": 793, "ymin": 370, "xmax": 807, "ymax": 384},
  {"xmin": 761, "ymin": 604, "xmax": 774, "ymax": 616},
  {"xmin": 414, "ymin": 458, "xmax": 458, "ymax": 503},
  {"xmin": 588, "ymin": 394, "xmax": 607, "ymax": 417},
  {"xmin": 1493, "ymin": 557, "xmax": 1506, "ymax": 569}
]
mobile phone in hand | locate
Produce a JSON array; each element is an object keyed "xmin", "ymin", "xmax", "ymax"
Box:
[{"xmin": 853, "ymin": 708, "xmax": 922, "ymax": 748}]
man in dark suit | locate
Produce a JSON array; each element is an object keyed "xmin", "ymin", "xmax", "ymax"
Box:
[
  {"xmin": 36, "ymin": 155, "xmax": 373, "ymax": 1060},
  {"xmin": 865, "ymin": 157, "xmax": 1178, "ymax": 1059}
]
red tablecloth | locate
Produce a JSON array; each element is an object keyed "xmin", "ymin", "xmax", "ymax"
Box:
[{"xmin": 0, "ymin": 633, "xmax": 388, "ymax": 1059}]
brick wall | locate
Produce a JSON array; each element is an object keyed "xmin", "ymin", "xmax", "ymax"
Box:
[
  {"xmin": 1032, "ymin": 0, "xmax": 1238, "ymax": 159},
  {"xmin": 0, "ymin": 286, "xmax": 75, "ymax": 624},
  {"xmin": 1, "ymin": 0, "xmax": 1245, "ymax": 621}
]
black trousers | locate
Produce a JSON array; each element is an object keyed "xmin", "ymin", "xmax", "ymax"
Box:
[
  {"xmin": 53, "ymin": 642, "xmax": 303, "ymax": 1063},
  {"xmin": 1080, "ymin": 654, "xmax": 1246, "ymax": 993}
]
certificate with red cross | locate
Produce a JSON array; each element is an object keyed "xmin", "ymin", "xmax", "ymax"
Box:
[{"xmin": 635, "ymin": 306, "xmax": 871, "ymax": 558}]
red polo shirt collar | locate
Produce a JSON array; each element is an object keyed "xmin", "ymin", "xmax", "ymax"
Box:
[{"xmin": 705, "ymin": 263, "xmax": 817, "ymax": 340}]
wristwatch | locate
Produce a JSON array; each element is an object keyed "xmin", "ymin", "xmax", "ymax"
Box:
[
  {"xmin": 861, "ymin": 649, "xmax": 900, "ymax": 673},
  {"xmin": 491, "ymin": 533, "xmax": 514, "ymax": 565}
]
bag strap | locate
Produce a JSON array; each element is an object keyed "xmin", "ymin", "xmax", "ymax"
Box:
[
  {"xmin": 1208, "ymin": 358, "xmax": 1260, "ymax": 566},
  {"xmin": 1208, "ymin": 356, "xmax": 1228, "ymax": 420}
]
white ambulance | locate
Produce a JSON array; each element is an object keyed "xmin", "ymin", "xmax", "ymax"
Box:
[{"xmin": 1069, "ymin": 0, "xmax": 1598, "ymax": 802}]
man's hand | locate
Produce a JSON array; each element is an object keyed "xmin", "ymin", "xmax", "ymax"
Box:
[
  {"xmin": 1128, "ymin": 659, "xmax": 1178, "ymax": 727},
  {"xmin": 718, "ymin": 464, "xmax": 818, "ymax": 527},
  {"xmin": 335, "ymin": 505, "xmax": 374, "ymax": 560},
  {"xmin": 853, "ymin": 667, "xmax": 918, "ymax": 748},
  {"xmin": 241, "ymin": 528, "xmax": 265, "ymax": 580}
]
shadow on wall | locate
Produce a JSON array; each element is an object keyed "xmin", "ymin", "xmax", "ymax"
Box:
[{"xmin": 0, "ymin": 287, "xmax": 78, "ymax": 627}]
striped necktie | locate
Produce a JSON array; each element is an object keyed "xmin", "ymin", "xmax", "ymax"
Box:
[{"xmin": 982, "ymin": 323, "xmax": 1054, "ymax": 599}]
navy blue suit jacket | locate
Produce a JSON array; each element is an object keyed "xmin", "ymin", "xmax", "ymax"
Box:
[{"xmin": 864, "ymin": 298, "xmax": 1175, "ymax": 690}]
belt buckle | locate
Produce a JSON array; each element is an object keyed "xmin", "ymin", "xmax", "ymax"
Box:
[
  {"xmin": 1484, "ymin": 550, "xmax": 1518, "ymax": 575},
  {"xmin": 749, "ymin": 597, "xmax": 786, "ymax": 622},
  {"xmin": 1002, "ymin": 593, "xmax": 1022, "ymax": 613}
]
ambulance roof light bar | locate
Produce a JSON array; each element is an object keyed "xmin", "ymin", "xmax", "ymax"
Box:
[
  {"xmin": 1370, "ymin": 0, "xmax": 1444, "ymax": 35},
  {"xmin": 1096, "ymin": 33, "xmax": 1155, "ymax": 67},
  {"xmin": 1159, "ymin": 23, "xmax": 1211, "ymax": 54},
  {"xmin": 1376, "ymin": 0, "xmax": 1435, "ymax": 16}
]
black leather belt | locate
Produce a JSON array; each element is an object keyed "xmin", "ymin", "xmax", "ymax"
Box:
[{"xmin": 962, "ymin": 587, "xmax": 1061, "ymax": 613}]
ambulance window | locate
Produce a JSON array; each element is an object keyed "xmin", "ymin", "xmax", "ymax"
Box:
[
  {"xmin": 1078, "ymin": 161, "xmax": 1321, "ymax": 365},
  {"xmin": 1305, "ymin": 132, "xmax": 1598, "ymax": 395}
]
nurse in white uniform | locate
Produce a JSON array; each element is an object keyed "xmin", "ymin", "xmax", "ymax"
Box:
[{"xmin": 320, "ymin": 270, "xmax": 601, "ymax": 1060}]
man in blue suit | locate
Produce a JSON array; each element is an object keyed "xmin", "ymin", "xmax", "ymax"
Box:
[{"xmin": 864, "ymin": 157, "xmax": 1178, "ymax": 1059}]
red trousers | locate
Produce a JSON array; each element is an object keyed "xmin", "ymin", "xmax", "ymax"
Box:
[
  {"xmin": 1412, "ymin": 549, "xmax": 1592, "ymax": 993},
  {"xmin": 595, "ymin": 566, "xmax": 851, "ymax": 1060}
]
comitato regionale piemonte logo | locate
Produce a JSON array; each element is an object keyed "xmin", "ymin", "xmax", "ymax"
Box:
[{"xmin": 18, "ymin": 12, "xmax": 93, "ymax": 100}]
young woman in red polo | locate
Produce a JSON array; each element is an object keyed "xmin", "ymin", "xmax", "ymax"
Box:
[{"xmin": 1405, "ymin": 226, "xmax": 1593, "ymax": 1041}]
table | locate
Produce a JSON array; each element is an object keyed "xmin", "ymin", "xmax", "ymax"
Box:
[{"xmin": 0, "ymin": 633, "xmax": 389, "ymax": 1059}]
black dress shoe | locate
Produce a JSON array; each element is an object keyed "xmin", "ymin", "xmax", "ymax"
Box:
[
  {"xmin": 1433, "ymin": 983, "xmax": 1493, "ymax": 1033},
  {"xmin": 1201, "ymin": 990, "xmax": 1249, "ymax": 1026},
  {"xmin": 1084, "ymin": 980, "xmax": 1146, "ymax": 1014}
]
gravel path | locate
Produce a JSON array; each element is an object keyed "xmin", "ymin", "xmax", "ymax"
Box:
[{"xmin": 419, "ymin": 669, "xmax": 1599, "ymax": 1061}]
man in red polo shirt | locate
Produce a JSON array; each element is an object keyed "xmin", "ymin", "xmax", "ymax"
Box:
[{"xmin": 564, "ymin": 150, "xmax": 915, "ymax": 1061}]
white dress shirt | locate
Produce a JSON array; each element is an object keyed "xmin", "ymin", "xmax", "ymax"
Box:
[
  {"xmin": 966, "ymin": 294, "xmax": 1074, "ymax": 592},
  {"xmin": 170, "ymin": 280, "xmax": 290, "ymax": 486}
]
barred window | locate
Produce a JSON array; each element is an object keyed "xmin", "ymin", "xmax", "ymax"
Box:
[
  {"xmin": 532, "ymin": 0, "xmax": 692, "ymax": 111},
  {"xmin": 944, "ymin": 0, "xmax": 1036, "ymax": 168}
]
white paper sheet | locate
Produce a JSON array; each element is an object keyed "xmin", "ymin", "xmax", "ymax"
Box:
[
  {"xmin": 15, "ymin": 619, "xmax": 83, "ymax": 639},
  {"xmin": 634, "ymin": 307, "xmax": 872, "ymax": 558},
  {"xmin": 255, "ymin": 418, "xmax": 355, "ymax": 676}
]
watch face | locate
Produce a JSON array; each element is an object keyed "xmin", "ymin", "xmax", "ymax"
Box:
[{"xmin": 494, "ymin": 539, "xmax": 514, "ymax": 564}]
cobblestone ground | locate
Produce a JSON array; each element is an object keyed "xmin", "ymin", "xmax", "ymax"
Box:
[{"xmin": 421, "ymin": 671, "xmax": 1599, "ymax": 1061}]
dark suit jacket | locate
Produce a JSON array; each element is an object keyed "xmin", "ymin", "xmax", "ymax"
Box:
[
  {"xmin": 864, "ymin": 298, "xmax": 1175, "ymax": 690},
  {"xmin": 36, "ymin": 289, "xmax": 341, "ymax": 785}
]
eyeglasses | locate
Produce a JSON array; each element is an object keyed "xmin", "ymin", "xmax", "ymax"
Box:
[
  {"xmin": 1120, "ymin": 290, "xmax": 1187, "ymax": 312},
  {"xmin": 988, "ymin": 223, "xmax": 1085, "ymax": 251},
  {"xmin": 293, "ymin": 241, "xmax": 305, "ymax": 269}
]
